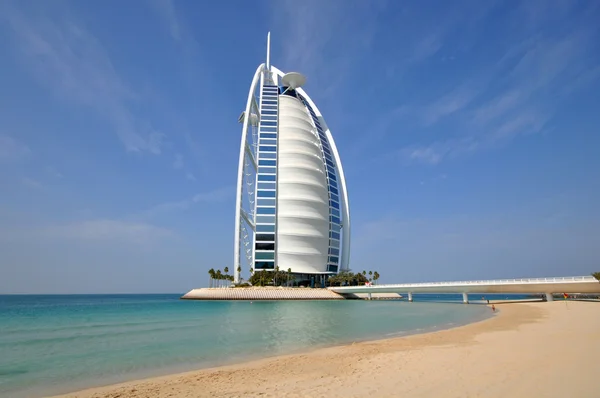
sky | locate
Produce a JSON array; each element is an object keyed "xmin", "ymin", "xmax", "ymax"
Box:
[{"xmin": 0, "ymin": 0, "xmax": 599, "ymax": 294}]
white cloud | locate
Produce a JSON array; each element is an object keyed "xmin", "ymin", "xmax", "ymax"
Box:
[
  {"xmin": 2, "ymin": 5, "xmax": 164, "ymax": 154},
  {"xmin": 40, "ymin": 219, "xmax": 174, "ymax": 244},
  {"xmin": 397, "ymin": 3, "xmax": 598, "ymax": 166},
  {"xmin": 152, "ymin": 0, "xmax": 181, "ymax": 41},
  {"xmin": 0, "ymin": 134, "xmax": 31, "ymax": 161},
  {"xmin": 173, "ymin": 153, "xmax": 184, "ymax": 169},
  {"xmin": 21, "ymin": 177, "xmax": 43, "ymax": 190},
  {"xmin": 136, "ymin": 185, "xmax": 235, "ymax": 219}
]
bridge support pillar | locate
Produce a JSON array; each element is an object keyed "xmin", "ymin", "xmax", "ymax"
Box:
[
  {"xmin": 408, "ymin": 292, "xmax": 413, "ymax": 302},
  {"xmin": 545, "ymin": 293, "xmax": 554, "ymax": 302},
  {"xmin": 368, "ymin": 293, "xmax": 372, "ymax": 301},
  {"xmin": 462, "ymin": 292, "xmax": 469, "ymax": 304}
]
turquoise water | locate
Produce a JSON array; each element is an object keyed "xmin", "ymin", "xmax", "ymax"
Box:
[{"xmin": 0, "ymin": 294, "xmax": 494, "ymax": 397}]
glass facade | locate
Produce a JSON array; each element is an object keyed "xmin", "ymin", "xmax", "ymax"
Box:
[{"xmin": 253, "ymin": 84, "xmax": 279, "ymax": 271}]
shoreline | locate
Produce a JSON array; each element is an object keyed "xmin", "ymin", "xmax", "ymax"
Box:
[{"xmin": 50, "ymin": 301, "xmax": 599, "ymax": 397}]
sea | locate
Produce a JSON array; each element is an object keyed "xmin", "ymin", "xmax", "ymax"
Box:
[{"xmin": 0, "ymin": 293, "xmax": 530, "ymax": 397}]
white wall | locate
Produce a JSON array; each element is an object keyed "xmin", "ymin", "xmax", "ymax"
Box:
[{"xmin": 276, "ymin": 95, "xmax": 329, "ymax": 273}]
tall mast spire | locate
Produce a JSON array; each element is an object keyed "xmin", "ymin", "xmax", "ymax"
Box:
[{"xmin": 266, "ymin": 32, "xmax": 271, "ymax": 71}]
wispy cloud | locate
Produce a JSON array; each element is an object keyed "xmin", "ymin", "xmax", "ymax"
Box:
[
  {"xmin": 40, "ymin": 219, "xmax": 174, "ymax": 244},
  {"xmin": 1, "ymin": 4, "xmax": 164, "ymax": 154},
  {"xmin": 271, "ymin": 0, "xmax": 386, "ymax": 96},
  {"xmin": 152, "ymin": 0, "xmax": 181, "ymax": 41},
  {"xmin": 396, "ymin": 2, "xmax": 599, "ymax": 165},
  {"xmin": 136, "ymin": 185, "xmax": 235, "ymax": 219},
  {"xmin": 21, "ymin": 177, "xmax": 43, "ymax": 190},
  {"xmin": 0, "ymin": 134, "xmax": 31, "ymax": 162}
]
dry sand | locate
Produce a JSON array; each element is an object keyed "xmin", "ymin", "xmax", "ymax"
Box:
[{"xmin": 52, "ymin": 301, "xmax": 600, "ymax": 398}]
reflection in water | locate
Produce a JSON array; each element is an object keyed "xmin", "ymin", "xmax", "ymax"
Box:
[{"xmin": 0, "ymin": 296, "xmax": 490, "ymax": 398}]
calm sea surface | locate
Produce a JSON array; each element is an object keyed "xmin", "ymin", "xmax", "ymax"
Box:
[{"xmin": 0, "ymin": 293, "xmax": 523, "ymax": 397}]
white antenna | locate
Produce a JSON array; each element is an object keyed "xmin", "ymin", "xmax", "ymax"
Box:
[
  {"xmin": 280, "ymin": 72, "xmax": 306, "ymax": 95},
  {"xmin": 266, "ymin": 32, "xmax": 271, "ymax": 70}
]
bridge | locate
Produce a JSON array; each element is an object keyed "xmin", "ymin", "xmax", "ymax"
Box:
[{"xmin": 328, "ymin": 275, "xmax": 600, "ymax": 303}]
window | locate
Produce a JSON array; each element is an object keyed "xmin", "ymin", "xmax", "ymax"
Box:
[
  {"xmin": 255, "ymin": 251, "xmax": 275, "ymax": 260},
  {"xmin": 323, "ymin": 147, "xmax": 331, "ymax": 156},
  {"xmin": 331, "ymin": 216, "xmax": 341, "ymax": 225},
  {"xmin": 255, "ymin": 242, "xmax": 275, "ymax": 251},
  {"xmin": 255, "ymin": 261, "xmax": 275, "ymax": 269},
  {"xmin": 257, "ymin": 182, "xmax": 276, "ymax": 190},
  {"xmin": 263, "ymin": 110, "xmax": 277, "ymax": 115},
  {"xmin": 256, "ymin": 224, "xmax": 275, "ymax": 233},
  {"xmin": 328, "ymin": 256, "xmax": 339, "ymax": 263},
  {"xmin": 260, "ymin": 126, "xmax": 277, "ymax": 132},
  {"xmin": 259, "ymin": 139, "xmax": 277, "ymax": 146},
  {"xmin": 329, "ymin": 248, "xmax": 340, "ymax": 256},
  {"xmin": 257, "ymin": 198, "xmax": 276, "ymax": 206},
  {"xmin": 256, "ymin": 234, "xmax": 275, "ymax": 241},
  {"xmin": 325, "ymin": 159, "xmax": 334, "ymax": 167},
  {"xmin": 257, "ymin": 190, "xmax": 276, "ymax": 198},
  {"xmin": 257, "ymin": 207, "xmax": 276, "ymax": 215},
  {"xmin": 256, "ymin": 215, "xmax": 275, "ymax": 224},
  {"xmin": 327, "ymin": 265, "xmax": 339, "ymax": 273},
  {"xmin": 258, "ymin": 167, "xmax": 276, "ymax": 174},
  {"xmin": 261, "ymin": 133, "xmax": 277, "ymax": 139},
  {"xmin": 330, "ymin": 200, "xmax": 339, "ymax": 209},
  {"xmin": 258, "ymin": 174, "xmax": 276, "ymax": 182},
  {"xmin": 330, "ymin": 238, "xmax": 340, "ymax": 248},
  {"xmin": 330, "ymin": 193, "xmax": 339, "ymax": 203},
  {"xmin": 330, "ymin": 231, "xmax": 340, "ymax": 240},
  {"xmin": 261, "ymin": 121, "xmax": 277, "ymax": 127},
  {"xmin": 258, "ymin": 159, "xmax": 276, "ymax": 167},
  {"xmin": 327, "ymin": 172, "xmax": 337, "ymax": 181},
  {"xmin": 331, "ymin": 187, "xmax": 338, "ymax": 195},
  {"xmin": 259, "ymin": 152, "xmax": 277, "ymax": 159},
  {"xmin": 331, "ymin": 208, "xmax": 340, "ymax": 218},
  {"xmin": 259, "ymin": 146, "xmax": 277, "ymax": 152}
]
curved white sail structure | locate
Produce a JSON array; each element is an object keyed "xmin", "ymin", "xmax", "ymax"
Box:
[{"xmin": 234, "ymin": 33, "xmax": 350, "ymax": 283}]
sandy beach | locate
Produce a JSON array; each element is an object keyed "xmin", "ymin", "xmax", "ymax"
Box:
[{"xmin": 52, "ymin": 301, "xmax": 599, "ymax": 398}]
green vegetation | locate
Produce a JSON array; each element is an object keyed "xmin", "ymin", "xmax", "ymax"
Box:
[
  {"xmin": 592, "ymin": 272, "xmax": 600, "ymax": 281},
  {"xmin": 208, "ymin": 267, "xmax": 234, "ymax": 287},
  {"xmin": 327, "ymin": 270, "xmax": 381, "ymax": 286},
  {"xmin": 249, "ymin": 269, "xmax": 293, "ymax": 286}
]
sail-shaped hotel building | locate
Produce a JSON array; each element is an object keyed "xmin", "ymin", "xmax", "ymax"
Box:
[{"xmin": 234, "ymin": 33, "xmax": 350, "ymax": 285}]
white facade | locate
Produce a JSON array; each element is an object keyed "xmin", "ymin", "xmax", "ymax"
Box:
[
  {"xmin": 234, "ymin": 33, "xmax": 350, "ymax": 282},
  {"xmin": 277, "ymin": 95, "xmax": 330, "ymax": 274}
]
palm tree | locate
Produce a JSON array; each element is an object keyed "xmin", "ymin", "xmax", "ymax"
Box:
[
  {"xmin": 275, "ymin": 266, "xmax": 280, "ymax": 286},
  {"xmin": 373, "ymin": 271, "xmax": 380, "ymax": 285},
  {"xmin": 209, "ymin": 268, "xmax": 215, "ymax": 288},
  {"xmin": 216, "ymin": 270, "xmax": 223, "ymax": 287},
  {"xmin": 368, "ymin": 270, "xmax": 373, "ymax": 282},
  {"xmin": 224, "ymin": 267, "xmax": 230, "ymax": 287},
  {"xmin": 362, "ymin": 270, "xmax": 367, "ymax": 276},
  {"xmin": 237, "ymin": 266, "xmax": 242, "ymax": 282},
  {"xmin": 593, "ymin": 272, "xmax": 600, "ymax": 281},
  {"xmin": 287, "ymin": 268, "xmax": 292, "ymax": 287}
]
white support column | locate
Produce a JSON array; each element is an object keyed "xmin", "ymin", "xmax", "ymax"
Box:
[
  {"xmin": 367, "ymin": 292, "xmax": 372, "ymax": 301},
  {"xmin": 408, "ymin": 292, "xmax": 413, "ymax": 302},
  {"xmin": 545, "ymin": 293, "xmax": 554, "ymax": 302},
  {"xmin": 462, "ymin": 292, "xmax": 469, "ymax": 304},
  {"xmin": 234, "ymin": 64, "xmax": 265, "ymax": 284}
]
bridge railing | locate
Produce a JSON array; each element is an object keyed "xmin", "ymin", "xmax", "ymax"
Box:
[{"xmin": 330, "ymin": 276, "xmax": 597, "ymax": 289}]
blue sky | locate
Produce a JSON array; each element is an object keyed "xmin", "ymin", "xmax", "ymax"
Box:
[{"xmin": 1, "ymin": 0, "xmax": 599, "ymax": 294}]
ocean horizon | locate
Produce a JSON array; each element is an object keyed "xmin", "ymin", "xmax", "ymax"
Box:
[{"xmin": 0, "ymin": 293, "xmax": 525, "ymax": 397}]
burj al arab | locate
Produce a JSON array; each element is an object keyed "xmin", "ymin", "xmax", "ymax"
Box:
[{"xmin": 233, "ymin": 33, "xmax": 351, "ymax": 285}]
